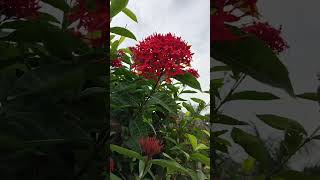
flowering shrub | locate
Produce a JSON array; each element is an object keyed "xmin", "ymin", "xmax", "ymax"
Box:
[
  {"xmin": 109, "ymin": 0, "xmax": 209, "ymax": 179},
  {"xmin": 68, "ymin": 0, "xmax": 109, "ymax": 47},
  {"xmin": 212, "ymin": 0, "xmax": 320, "ymax": 179},
  {"xmin": 0, "ymin": 0, "xmax": 107, "ymax": 179},
  {"xmin": 131, "ymin": 33, "xmax": 199, "ymax": 83}
]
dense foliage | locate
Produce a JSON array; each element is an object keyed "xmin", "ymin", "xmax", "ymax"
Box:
[
  {"xmin": 109, "ymin": 0, "xmax": 210, "ymax": 179},
  {"xmin": 212, "ymin": 0, "xmax": 320, "ymax": 179},
  {"xmin": 0, "ymin": 0, "xmax": 107, "ymax": 179}
]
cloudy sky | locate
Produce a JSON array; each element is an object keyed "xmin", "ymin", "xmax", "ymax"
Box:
[{"xmin": 111, "ymin": 0, "xmax": 210, "ymax": 108}]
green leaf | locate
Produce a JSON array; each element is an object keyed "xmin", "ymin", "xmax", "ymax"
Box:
[
  {"xmin": 110, "ymin": 0, "xmax": 129, "ymax": 18},
  {"xmin": 41, "ymin": 0, "xmax": 70, "ymax": 12},
  {"xmin": 231, "ymin": 128, "xmax": 272, "ymax": 170},
  {"xmin": 212, "ymin": 26, "xmax": 294, "ymax": 95},
  {"xmin": 195, "ymin": 143, "xmax": 209, "ymax": 151},
  {"xmin": 182, "ymin": 102, "xmax": 195, "ymax": 114},
  {"xmin": 296, "ymin": 92, "xmax": 318, "ymax": 102},
  {"xmin": 110, "ymin": 144, "xmax": 144, "ymax": 160},
  {"xmin": 174, "ymin": 73, "xmax": 202, "ymax": 91},
  {"xmin": 242, "ymin": 157, "xmax": 256, "ymax": 174},
  {"xmin": 190, "ymin": 153, "xmax": 210, "ymax": 166},
  {"xmin": 149, "ymin": 159, "xmax": 190, "ymax": 175},
  {"xmin": 180, "ymin": 90, "xmax": 197, "ymax": 94},
  {"xmin": 186, "ymin": 133, "xmax": 197, "ymax": 151},
  {"xmin": 110, "ymin": 27, "xmax": 136, "ymax": 40},
  {"xmin": 110, "ymin": 173, "xmax": 122, "ymax": 180},
  {"xmin": 256, "ymin": 114, "xmax": 307, "ymax": 135},
  {"xmin": 211, "ymin": 65, "xmax": 231, "ymax": 72},
  {"xmin": 122, "ymin": 8, "xmax": 138, "ymax": 22},
  {"xmin": 226, "ymin": 91, "xmax": 279, "ymax": 101},
  {"xmin": 37, "ymin": 12, "xmax": 61, "ymax": 23},
  {"xmin": 191, "ymin": 98, "xmax": 206, "ymax": 104},
  {"xmin": 214, "ymin": 114, "xmax": 248, "ymax": 125}
]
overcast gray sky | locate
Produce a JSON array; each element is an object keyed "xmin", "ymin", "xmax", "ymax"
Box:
[{"xmin": 111, "ymin": 0, "xmax": 210, "ymax": 109}]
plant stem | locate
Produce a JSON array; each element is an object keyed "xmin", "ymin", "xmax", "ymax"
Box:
[
  {"xmin": 211, "ymin": 73, "xmax": 246, "ymax": 178},
  {"xmin": 265, "ymin": 125, "xmax": 320, "ymax": 179}
]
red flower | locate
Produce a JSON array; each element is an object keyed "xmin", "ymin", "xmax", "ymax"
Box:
[
  {"xmin": 0, "ymin": 0, "xmax": 40, "ymax": 19},
  {"xmin": 111, "ymin": 58, "xmax": 123, "ymax": 68},
  {"xmin": 109, "ymin": 158, "xmax": 115, "ymax": 172},
  {"xmin": 187, "ymin": 68, "xmax": 200, "ymax": 78},
  {"xmin": 68, "ymin": 0, "xmax": 109, "ymax": 47},
  {"xmin": 131, "ymin": 33, "xmax": 198, "ymax": 82},
  {"xmin": 211, "ymin": 13, "xmax": 239, "ymax": 42},
  {"xmin": 139, "ymin": 137, "xmax": 163, "ymax": 158},
  {"xmin": 242, "ymin": 22, "xmax": 289, "ymax": 53}
]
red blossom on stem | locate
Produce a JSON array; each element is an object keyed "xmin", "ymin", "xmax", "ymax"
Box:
[
  {"xmin": 211, "ymin": 0, "xmax": 258, "ymax": 42},
  {"xmin": 130, "ymin": 33, "xmax": 199, "ymax": 83},
  {"xmin": 242, "ymin": 22, "xmax": 289, "ymax": 53},
  {"xmin": 111, "ymin": 58, "xmax": 123, "ymax": 68},
  {"xmin": 68, "ymin": 0, "xmax": 109, "ymax": 47},
  {"xmin": 139, "ymin": 136, "xmax": 163, "ymax": 158},
  {"xmin": 109, "ymin": 158, "xmax": 115, "ymax": 172},
  {"xmin": 0, "ymin": 0, "xmax": 40, "ymax": 19}
]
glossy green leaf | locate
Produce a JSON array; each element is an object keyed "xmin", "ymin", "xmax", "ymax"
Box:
[
  {"xmin": 190, "ymin": 153, "xmax": 210, "ymax": 166},
  {"xmin": 149, "ymin": 159, "xmax": 190, "ymax": 175},
  {"xmin": 296, "ymin": 92, "xmax": 318, "ymax": 102},
  {"xmin": 174, "ymin": 73, "xmax": 202, "ymax": 91},
  {"xmin": 122, "ymin": 8, "xmax": 138, "ymax": 22},
  {"xmin": 110, "ymin": 0, "xmax": 129, "ymax": 17},
  {"xmin": 110, "ymin": 144, "xmax": 144, "ymax": 160},
  {"xmin": 226, "ymin": 91, "xmax": 279, "ymax": 101},
  {"xmin": 231, "ymin": 128, "xmax": 272, "ymax": 170},
  {"xmin": 110, "ymin": 27, "xmax": 136, "ymax": 40},
  {"xmin": 257, "ymin": 114, "xmax": 307, "ymax": 135},
  {"xmin": 212, "ymin": 26, "xmax": 294, "ymax": 95},
  {"xmin": 214, "ymin": 114, "xmax": 248, "ymax": 125},
  {"xmin": 182, "ymin": 102, "xmax": 195, "ymax": 114},
  {"xmin": 186, "ymin": 133, "xmax": 198, "ymax": 151}
]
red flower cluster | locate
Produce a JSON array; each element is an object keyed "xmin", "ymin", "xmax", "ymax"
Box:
[
  {"xmin": 109, "ymin": 158, "xmax": 115, "ymax": 172},
  {"xmin": 130, "ymin": 33, "xmax": 199, "ymax": 83},
  {"xmin": 68, "ymin": 0, "xmax": 109, "ymax": 47},
  {"xmin": 211, "ymin": 0, "xmax": 258, "ymax": 41},
  {"xmin": 0, "ymin": 0, "xmax": 40, "ymax": 19},
  {"xmin": 139, "ymin": 136, "xmax": 163, "ymax": 158},
  {"xmin": 242, "ymin": 22, "xmax": 289, "ymax": 53},
  {"xmin": 111, "ymin": 58, "xmax": 123, "ymax": 68}
]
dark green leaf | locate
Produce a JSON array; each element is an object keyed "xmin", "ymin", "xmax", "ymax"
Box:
[
  {"xmin": 110, "ymin": 27, "xmax": 136, "ymax": 40},
  {"xmin": 122, "ymin": 8, "xmax": 138, "ymax": 22},
  {"xmin": 110, "ymin": 0, "xmax": 129, "ymax": 18},
  {"xmin": 214, "ymin": 114, "xmax": 248, "ymax": 125},
  {"xmin": 256, "ymin": 114, "xmax": 307, "ymax": 135},
  {"xmin": 212, "ymin": 26, "xmax": 294, "ymax": 95},
  {"xmin": 174, "ymin": 73, "xmax": 202, "ymax": 91},
  {"xmin": 110, "ymin": 144, "xmax": 144, "ymax": 160},
  {"xmin": 231, "ymin": 128, "xmax": 272, "ymax": 170},
  {"xmin": 296, "ymin": 92, "xmax": 318, "ymax": 102},
  {"xmin": 190, "ymin": 153, "xmax": 210, "ymax": 166},
  {"xmin": 226, "ymin": 91, "xmax": 279, "ymax": 101}
]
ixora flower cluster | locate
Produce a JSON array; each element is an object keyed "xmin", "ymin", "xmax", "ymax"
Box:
[
  {"xmin": 0, "ymin": 0, "xmax": 40, "ymax": 19},
  {"xmin": 139, "ymin": 136, "xmax": 163, "ymax": 158},
  {"xmin": 212, "ymin": 0, "xmax": 288, "ymax": 53},
  {"xmin": 68, "ymin": 0, "xmax": 109, "ymax": 48},
  {"xmin": 130, "ymin": 33, "xmax": 199, "ymax": 83}
]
